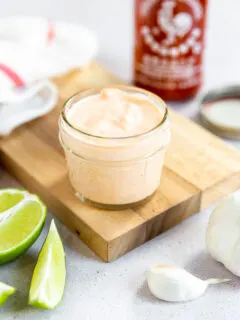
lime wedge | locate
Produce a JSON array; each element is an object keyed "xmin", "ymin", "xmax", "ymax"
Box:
[
  {"xmin": 29, "ymin": 220, "xmax": 66, "ymax": 309},
  {"xmin": 0, "ymin": 188, "xmax": 46, "ymax": 264},
  {"xmin": 0, "ymin": 282, "xmax": 16, "ymax": 307}
]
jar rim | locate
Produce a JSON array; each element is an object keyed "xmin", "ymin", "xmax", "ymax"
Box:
[{"xmin": 60, "ymin": 85, "xmax": 169, "ymax": 140}]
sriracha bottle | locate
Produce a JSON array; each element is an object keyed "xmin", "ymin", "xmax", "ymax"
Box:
[{"xmin": 134, "ymin": 0, "xmax": 208, "ymax": 100}]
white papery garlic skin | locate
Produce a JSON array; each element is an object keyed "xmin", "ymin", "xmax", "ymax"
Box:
[
  {"xmin": 206, "ymin": 190, "xmax": 240, "ymax": 276},
  {"xmin": 147, "ymin": 265, "xmax": 229, "ymax": 302}
]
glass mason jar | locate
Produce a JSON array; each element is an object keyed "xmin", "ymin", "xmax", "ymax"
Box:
[{"xmin": 59, "ymin": 86, "xmax": 170, "ymax": 209}]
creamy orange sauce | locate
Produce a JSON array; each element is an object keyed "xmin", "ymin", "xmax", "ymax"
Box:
[{"xmin": 67, "ymin": 88, "xmax": 163, "ymax": 138}]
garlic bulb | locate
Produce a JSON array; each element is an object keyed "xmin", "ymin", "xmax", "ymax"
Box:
[
  {"xmin": 147, "ymin": 265, "xmax": 229, "ymax": 302},
  {"xmin": 206, "ymin": 190, "xmax": 240, "ymax": 276}
]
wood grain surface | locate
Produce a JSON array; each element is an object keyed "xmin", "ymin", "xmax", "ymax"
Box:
[{"xmin": 0, "ymin": 62, "xmax": 240, "ymax": 261}]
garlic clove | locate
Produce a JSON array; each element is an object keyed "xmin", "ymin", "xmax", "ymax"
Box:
[
  {"xmin": 147, "ymin": 264, "xmax": 230, "ymax": 302},
  {"xmin": 147, "ymin": 265, "xmax": 207, "ymax": 302}
]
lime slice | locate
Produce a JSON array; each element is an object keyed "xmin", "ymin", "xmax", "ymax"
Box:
[
  {"xmin": 29, "ymin": 220, "xmax": 66, "ymax": 309},
  {"xmin": 0, "ymin": 282, "xmax": 16, "ymax": 307},
  {"xmin": 0, "ymin": 188, "xmax": 26, "ymax": 213},
  {"xmin": 0, "ymin": 188, "xmax": 46, "ymax": 264}
]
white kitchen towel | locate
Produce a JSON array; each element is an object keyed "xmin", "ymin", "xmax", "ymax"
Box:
[
  {"xmin": 0, "ymin": 16, "xmax": 98, "ymax": 98},
  {"xmin": 0, "ymin": 80, "xmax": 58, "ymax": 136},
  {"xmin": 0, "ymin": 16, "xmax": 97, "ymax": 135}
]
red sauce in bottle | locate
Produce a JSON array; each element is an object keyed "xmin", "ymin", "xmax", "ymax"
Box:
[{"xmin": 134, "ymin": 0, "xmax": 208, "ymax": 100}]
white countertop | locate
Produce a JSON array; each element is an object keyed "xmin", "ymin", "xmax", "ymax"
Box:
[{"xmin": 1, "ymin": 0, "xmax": 240, "ymax": 319}]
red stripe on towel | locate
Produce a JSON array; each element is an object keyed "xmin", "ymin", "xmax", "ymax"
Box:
[
  {"xmin": 0, "ymin": 63, "xmax": 25, "ymax": 87},
  {"xmin": 47, "ymin": 21, "xmax": 55, "ymax": 44}
]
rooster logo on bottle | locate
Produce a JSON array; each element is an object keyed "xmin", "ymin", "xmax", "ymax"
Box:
[
  {"xmin": 141, "ymin": 0, "xmax": 203, "ymax": 57},
  {"xmin": 158, "ymin": 1, "xmax": 192, "ymax": 45}
]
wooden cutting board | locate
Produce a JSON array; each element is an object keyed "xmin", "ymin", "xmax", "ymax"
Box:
[{"xmin": 1, "ymin": 62, "xmax": 240, "ymax": 262}]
